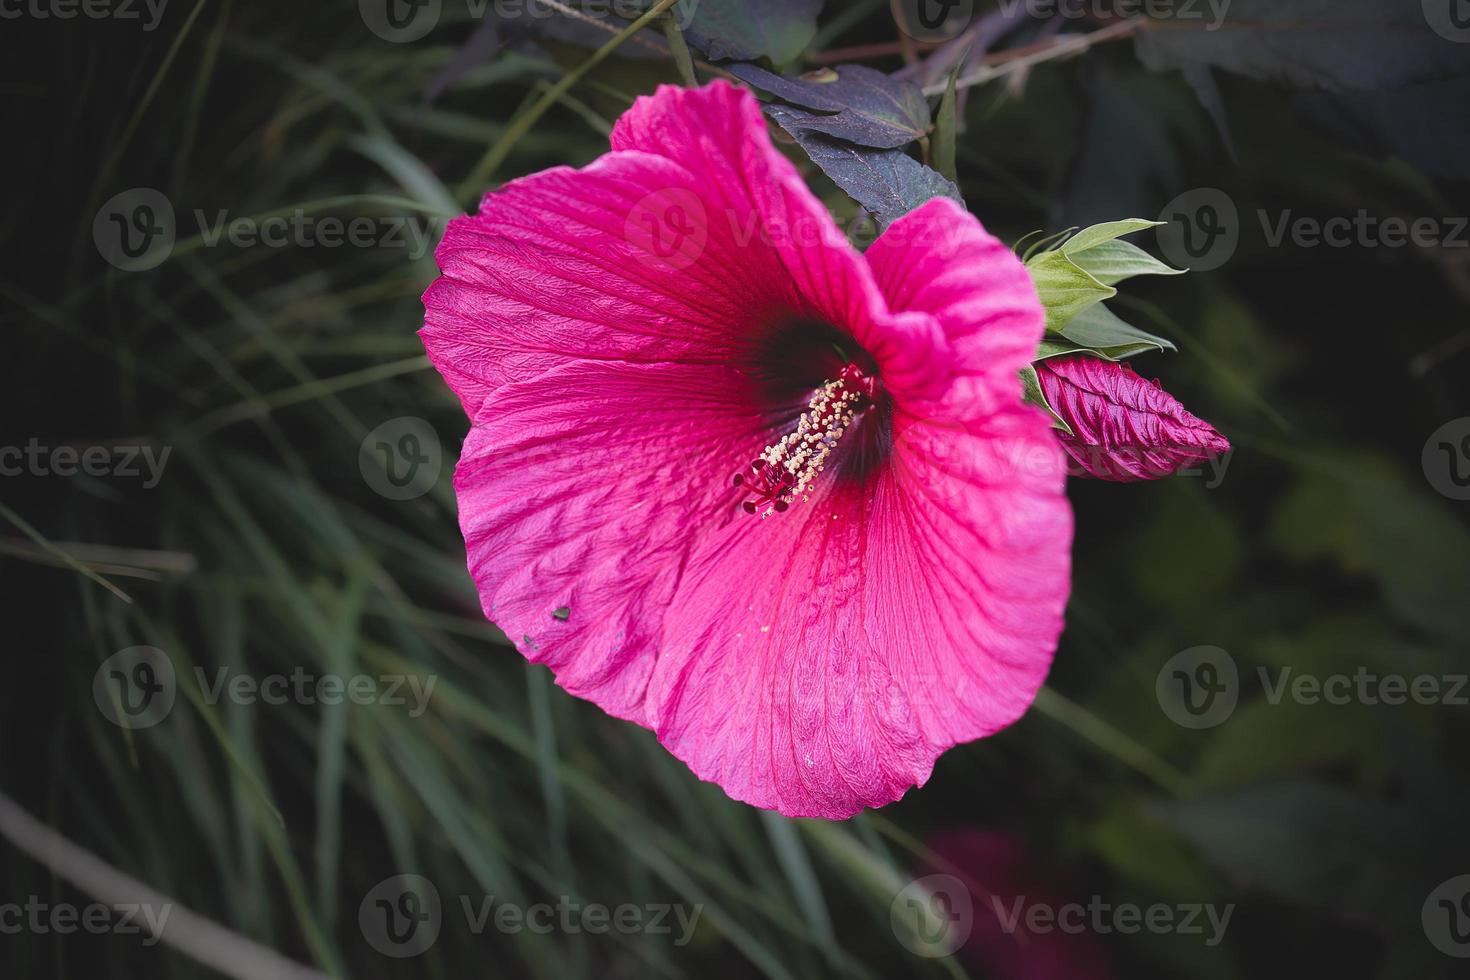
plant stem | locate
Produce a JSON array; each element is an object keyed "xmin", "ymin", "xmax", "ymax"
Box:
[{"xmin": 927, "ymin": 16, "xmax": 1144, "ymax": 95}]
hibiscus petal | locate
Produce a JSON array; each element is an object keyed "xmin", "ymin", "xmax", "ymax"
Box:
[
  {"xmin": 864, "ymin": 197, "xmax": 1046, "ymax": 419},
  {"xmin": 647, "ymin": 406, "xmax": 1071, "ymax": 819},
  {"xmin": 455, "ymin": 358, "xmax": 761, "ymax": 722},
  {"xmin": 423, "ymin": 80, "xmax": 942, "ymax": 419},
  {"xmin": 1036, "ymin": 356, "xmax": 1231, "ymax": 481}
]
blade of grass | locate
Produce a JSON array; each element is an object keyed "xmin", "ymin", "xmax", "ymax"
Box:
[
  {"xmin": 1032, "ymin": 686, "xmax": 1189, "ymax": 795},
  {"xmin": 459, "ymin": 0, "xmax": 682, "ymax": 196},
  {"xmin": 0, "ymin": 500, "xmax": 132, "ymax": 604}
]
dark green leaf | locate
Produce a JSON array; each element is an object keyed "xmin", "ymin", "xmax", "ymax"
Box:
[
  {"xmin": 733, "ymin": 62, "xmax": 930, "ymax": 149},
  {"xmin": 769, "ymin": 108, "xmax": 959, "ymax": 227}
]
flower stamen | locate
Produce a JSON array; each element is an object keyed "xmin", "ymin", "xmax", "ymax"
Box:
[{"xmin": 733, "ymin": 364, "xmax": 876, "ymax": 518}]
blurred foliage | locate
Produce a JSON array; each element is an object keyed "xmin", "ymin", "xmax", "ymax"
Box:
[{"xmin": 2, "ymin": 1, "xmax": 1469, "ymax": 978}]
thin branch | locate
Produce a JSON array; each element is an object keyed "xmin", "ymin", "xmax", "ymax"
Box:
[{"xmin": 926, "ymin": 16, "xmax": 1144, "ymax": 95}]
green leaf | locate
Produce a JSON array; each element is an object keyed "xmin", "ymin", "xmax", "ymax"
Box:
[
  {"xmin": 1020, "ymin": 365, "xmax": 1073, "ymax": 436},
  {"xmin": 732, "ymin": 62, "xmax": 930, "ymax": 149},
  {"xmin": 1057, "ymin": 302, "xmax": 1176, "ymax": 355},
  {"xmin": 1060, "ymin": 218, "xmax": 1164, "ymax": 255},
  {"xmin": 931, "ymin": 62, "xmax": 960, "ymax": 183},
  {"xmin": 769, "ymin": 109, "xmax": 960, "ymax": 228},
  {"xmin": 1035, "ymin": 335, "xmax": 1162, "ymax": 363},
  {"xmin": 1070, "ymin": 239, "xmax": 1185, "ymax": 285},
  {"xmin": 1025, "ymin": 249, "xmax": 1116, "ymax": 333}
]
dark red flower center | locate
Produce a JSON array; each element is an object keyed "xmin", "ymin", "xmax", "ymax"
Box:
[{"xmin": 732, "ymin": 363, "xmax": 879, "ymax": 517}]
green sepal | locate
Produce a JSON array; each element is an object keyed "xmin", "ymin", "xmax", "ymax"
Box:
[{"xmin": 1020, "ymin": 365, "xmax": 1074, "ymax": 437}]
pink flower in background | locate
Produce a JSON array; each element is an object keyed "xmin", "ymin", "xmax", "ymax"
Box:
[
  {"xmin": 1036, "ymin": 356, "xmax": 1230, "ymax": 481},
  {"xmin": 928, "ymin": 829, "xmax": 1115, "ymax": 980},
  {"xmin": 421, "ymin": 81, "xmax": 1072, "ymax": 819}
]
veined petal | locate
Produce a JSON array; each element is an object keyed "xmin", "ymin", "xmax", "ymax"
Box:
[
  {"xmin": 455, "ymin": 359, "xmax": 762, "ymax": 721},
  {"xmin": 865, "ymin": 197, "xmax": 1045, "ymax": 419},
  {"xmin": 647, "ymin": 405, "xmax": 1071, "ymax": 818},
  {"xmin": 424, "ymin": 80, "xmax": 947, "ymax": 419}
]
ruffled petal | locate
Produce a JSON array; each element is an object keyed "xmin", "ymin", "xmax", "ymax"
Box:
[
  {"xmin": 647, "ymin": 405, "xmax": 1071, "ymax": 819},
  {"xmin": 424, "ymin": 80, "xmax": 946, "ymax": 419},
  {"xmin": 610, "ymin": 82, "xmax": 914, "ymax": 369},
  {"xmin": 1036, "ymin": 356, "xmax": 1231, "ymax": 481},
  {"xmin": 454, "ymin": 359, "xmax": 762, "ymax": 722},
  {"xmin": 864, "ymin": 197, "xmax": 1045, "ymax": 419}
]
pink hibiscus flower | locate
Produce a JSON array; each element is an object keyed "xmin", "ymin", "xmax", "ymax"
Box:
[
  {"xmin": 421, "ymin": 81, "xmax": 1073, "ymax": 819},
  {"xmin": 1037, "ymin": 356, "xmax": 1230, "ymax": 482}
]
